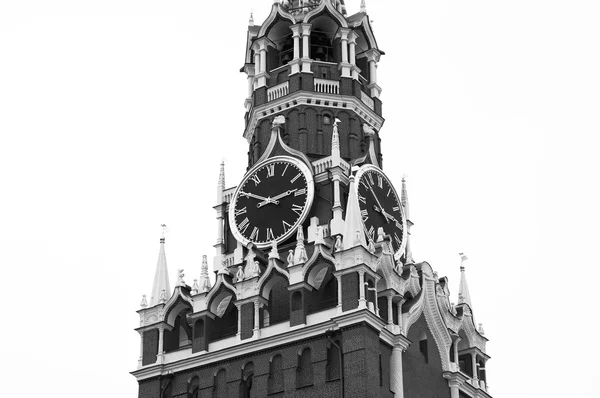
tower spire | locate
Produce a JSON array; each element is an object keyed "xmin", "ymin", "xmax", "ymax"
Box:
[
  {"xmin": 401, "ymin": 176, "xmax": 414, "ymax": 264},
  {"xmin": 198, "ymin": 255, "xmax": 212, "ymax": 293},
  {"xmin": 149, "ymin": 226, "xmax": 171, "ymax": 307},
  {"xmin": 217, "ymin": 161, "xmax": 225, "ymax": 203},
  {"xmin": 342, "ymin": 176, "xmax": 366, "ymax": 250},
  {"xmin": 458, "ymin": 253, "xmax": 473, "ymax": 309}
]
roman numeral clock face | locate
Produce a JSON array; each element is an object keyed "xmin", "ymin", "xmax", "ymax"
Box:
[
  {"xmin": 229, "ymin": 156, "xmax": 314, "ymax": 248},
  {"xmin": 355, "ymin": 165, "xmax": 407, "ymax": 259}
]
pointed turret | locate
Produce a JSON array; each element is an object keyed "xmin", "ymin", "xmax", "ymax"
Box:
[
  {"xmin": 458, "ymin": 253, "xmax": 473, "ymax": 309},
  {"xmin": 343, "ymin": 175, "xmax": 366, "ymax": 250},
  {"xmin": 198, "ymin": 255, "xmax": 212, "ymax": 293},
  {"xmin": 401, "ymin": 176, "xmax": 414, "ymax": 264},
  {"xmin": 149, "ymin": 236, "xmax": 171, "ymax": 307},
  {"xmin": 217, "ymin": 161, "xmax": 225, "ymax": 203}
]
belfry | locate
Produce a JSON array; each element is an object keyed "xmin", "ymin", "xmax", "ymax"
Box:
[{"xmin": 132, "ymin": 1, "xmax": 492, "ymax": 397}]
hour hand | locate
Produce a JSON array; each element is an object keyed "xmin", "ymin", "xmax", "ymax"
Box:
[
  {"xmin": 240, "ymin": 191, "xmax": 270, "ymax": 202},
  {"xmin": 270, "ymin": 189, "xmax": 297, "ymax": 201},
  {"xmin": 373, "ymin": 205, "xmax": 396, "ymax": 223}
]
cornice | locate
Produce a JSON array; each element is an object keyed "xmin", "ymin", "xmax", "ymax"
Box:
[
  {"xmin": 244, "ymin": 91, "xmax": 384, "ymax": 143},
  {"xmin": 132, "ymin": 307, "xmax": 387, "ymax": 381}
]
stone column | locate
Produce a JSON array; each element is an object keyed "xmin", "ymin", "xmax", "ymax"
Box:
[
  {"xmin": 390, "ymin": 340, "xmax": 409, "ymax": 398},
  {"xmin": 236, "ymin": 303, "xmax": 242, "ymax": 341},
  {"xmin": 348, "ymin": 31, "xmax": 359, "ymax": 80},
  {"xmin": 253, "ymin": 300, "xmax": 261, "ymax": 339},
  {"xmin": 453, "ymin": 338, "xmax": 461, "ymax": 371},
  {"xmin": 365, "ymin": 49, "xmax": 382, "ymax": 97},
  {"xmin": 337, "ymin": 28, "xmax": 352, "ymax": 77},
  {"xmin": 448, "ymin": 380, "xmax": 461, "ymax": 398},
  {"xmin": 387, "ymin": 294, "xmax": 394, "ymax": 327},
  {"xmin": 138, "ymin": 333, "xmax": 144, "ymax": 367},
  {"xmin": 336, "ymin": 274, "xmax": 343, "ymax": 314},
  {"xmin": 157, "ymin": 326, "xmax": 165, "ymax": 364},
  {"xmin": 301, "ymin": 23, "xmax": 312, "ymax": 73},
  {"xmin": 289, "ymin": 25, "xmax": 302, "ymax": 75},
  {"xmin": 358, "ymin": 270, "xmax": 366, "ymax": 308},
  {"xmin": 471, "ymin": 353, "xmax": 479, "ymax": 386},
  {"xmin": 260, "ymin": 47, "xmax": 267, "ymax": 74}
]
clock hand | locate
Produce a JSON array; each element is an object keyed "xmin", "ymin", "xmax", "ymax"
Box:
[
  {"xmin": 368, "ymin": 186, "xmax": 390, "ymax": 223},
  {"xmin": 256, "ymin": 189, "xmax": 297, "ymax": 208},
  {"xmin": 270, "ymin": 189, "xmax": 297, "ymax": 201},
  {"xmin": 240, "ymin": 191, "xmax": 272, "ymax": 202},
  {"xmin": 373, "ymin": 205, "xmax": 399, "ymax": 224}
]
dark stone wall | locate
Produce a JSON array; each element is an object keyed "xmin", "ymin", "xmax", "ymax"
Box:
[
  {"xmin": 402, "ymin": 314, "xmax": 451, "ymax": 398},
  {"xmin": 240, "ymin": 302, "xmax": 255, "ymax": 340},
  {"xmin": 341, "ymin": 273, "xmax": 359, "ymax": 312},
  {"xmin": 138, "ymin": 323, "xmax": 389, "ymax": 398},
  {"xmin": 142, "ymin": 329, "xmax": 158, "ymax": 366}
]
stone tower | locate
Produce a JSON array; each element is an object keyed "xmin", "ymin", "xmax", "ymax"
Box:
[{"xmin": 132, "ymin": 2, "xmax": 492, "ymax": 397}]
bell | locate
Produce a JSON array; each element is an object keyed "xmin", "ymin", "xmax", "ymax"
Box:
[{"xmin": 315, "ymin": 46, "xmax": 326, "ymax": 61}]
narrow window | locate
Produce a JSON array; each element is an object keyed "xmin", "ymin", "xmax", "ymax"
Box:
[
  {"xmin": 296, "ymin": 348, "xmax": 313, "ymax": 388},
  {"xmin": 419, "ymin": 339, "xmax": 428, "ymax": 363}
]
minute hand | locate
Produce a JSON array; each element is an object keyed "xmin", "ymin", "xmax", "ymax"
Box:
[{"xmin": 368, "ymin": 186, "xmax": 390, "ymax": 223}]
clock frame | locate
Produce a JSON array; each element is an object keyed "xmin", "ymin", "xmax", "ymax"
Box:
[
  {"xmin": 229, "ymin": 156, "xmax": 314, "ymax": 248},
  {"xmin": 354, "ymin": 164, "xmax": 407, "ymax": 259}
]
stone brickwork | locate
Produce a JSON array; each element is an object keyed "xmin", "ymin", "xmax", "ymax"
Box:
[{"xmin": 138, "ymin": 323, "xmax": 388, "ymax": 398}]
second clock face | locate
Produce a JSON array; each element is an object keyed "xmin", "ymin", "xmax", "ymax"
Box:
[
  {"xmin": 355, "ymin": 165, "xmax": 406, "ymax": 258},
  {"xmin": 229, "ymin": 156, "xmax": 314, "ymax": 248}
]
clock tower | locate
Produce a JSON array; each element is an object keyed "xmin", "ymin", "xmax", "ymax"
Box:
[{"xmin": 132, "ymin": 2, "xmax": 492, "ymax": 398}]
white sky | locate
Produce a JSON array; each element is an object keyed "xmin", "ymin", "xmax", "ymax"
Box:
[{"xmin": 1, "ymin": 1, "xmax": 599, "ymax": 397}]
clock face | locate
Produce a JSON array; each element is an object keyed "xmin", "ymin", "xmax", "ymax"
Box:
[
  {"xmin": 355, "ymin": 165, "xmax": 406, "ymax": 259},
  {"xmin": 229, "ymin": 156, "xmax": 314, "ymax": 248}
]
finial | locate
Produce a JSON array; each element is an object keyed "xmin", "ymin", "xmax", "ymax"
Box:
[
  {"xmin": 140, "ymin": 294, "xmax": 148, "ymax": 308},
  {"xmin": 315, "ymin": 226, "xmax": 325, "ymax": 245},
  {"xmin": 199, "ymin": 255, "xmax": 212, "ymax": 292},
  {"xmin": 269, "ymin": 239, "xmax": 279, "ymax": 259},
  {"xmin": 334, "ymin": 235, "xmax": 342, "ymax": 252},
  {"xmin": 160, "ymin": 224, "xmax": 168, "ymax": 241},
  {"xmin": 176, "ymin": 269, "xmax": 185, "ymax": 287},
  {"xmin": 159, "ymin": 289, "xmax": 167, "ymax": 304},
  {"xmin": 332, "ymin": 118, "xmax": 340, "ymax": 149},
  {"xmin": 294, "ymin": 227, "xmax": 308, "ymax": 264},
  {"xmin": 368, "ymin": 237, "xmax": 375, "ymax": 254},
  {"xmin": 478, "ymin": 323, "xmax": 485, "ymax": 335},
  {"xmin": 218, "ymin": 161, "xmax": 225, "ymax": 189},
  {"xmin": 244, "ymin": 260, "xmax": 261, "ymax": 279},
  {"xmin": 360, "ymin": 0, "xmax": 367, "ymax": 13},
  {"xmin": 192, "ymin": 279, "xmax": 199, "ymax": 295},
  {"xmin": 236, "ymin": 265, "xmax": 244, "ymax": 282},
  {"xmin": 287, "ymin": 249, "xmax": 294, "ymax": 265},
  {"xmin": 377, "ymin": 227, "xmax": 385, "ymax": 242},
  {"xmin": 249, "ymin": 11, "xmax": 254, "ymax": 26},
  {"xmin": 459, "ymin": 252, "xmax": 468, "ymax": 270}
]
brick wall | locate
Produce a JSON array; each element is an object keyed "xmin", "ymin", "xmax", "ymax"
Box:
[
  {"xmin": 342, "ymin": 273, "xmax": 359, "ymax": 311},
  {"xmin": 402, "ymin": 314, "xmax": 451, "ymax": 398},
  {"xmin": 142, "ymin": 329, "xmax": 158, "ymax": 366}
]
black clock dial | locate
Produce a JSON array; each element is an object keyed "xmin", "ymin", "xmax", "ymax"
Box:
[
  {"xmin": 230, "ymin": 157, "xmax": 314, "ymax": 248},
  {"xmin": 355, "ymin": 165, "xmax": 406, "ymax": 257}
]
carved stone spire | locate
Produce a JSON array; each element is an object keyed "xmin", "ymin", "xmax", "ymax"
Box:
[
  {"xmin": 198, "ymin": 255, "xmax": 212, "ymax": 293},
  {"xmin": 217, "ymin": 161, "xmax": 225, "ymax": 203},
  {"xmin": 293, "ymin": 227, "xmax": 308, "ymax": 264},
  {"xmin": 458, "ymin": 253, "xmax": 473, "ymax": 310},
  {"xmin": 343, "ymin": 176, "xmax": 366, "ymax": 250},
  {"xmin": 360, "ymin": 0, "xmax": 367, "ymax": 13},
  {"xmin": 149, "ymin": 232, "xmax": 171, "ymax": 307},
  {"xmin": 249, "ymin": 11, "xmax": 254, "ymax": 26},
  {"xmin": 332, "ymin": 118, "xmax": 341, "ymax": 165},
  {"xmin": 401, "ymin": 176, "xmax": 414, "ymax": 264}
]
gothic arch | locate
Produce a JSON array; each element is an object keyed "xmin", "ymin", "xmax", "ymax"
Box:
[
  {"xmin": 257, "ymin": 4, "xmax": 296, "ymax": 39},
  {"xmin": 303, "ymin": 1, "xmax": 348, "ymax": 28}
]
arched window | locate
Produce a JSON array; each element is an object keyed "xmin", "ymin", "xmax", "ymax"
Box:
[
  {"xmin": 326, "ymin": 340, "xmax": 341, "ymax": 381},
  {"xmin": 296, "ymin": 348, "xmax": 313, "ymax": 388},
  {"xmin": 240, "ymin": 362, "xmax": 254, "ymax": 398},
  {"xmin": 268, "ymin": 354, "xmax": 284, "ymax": 394},
  {"xmin": 291, "ymin": 291, "xmax": 303, "ymax": 311},
  {"xmin": 188, "ymin": 376, "xmax": 199, "ymax": 398},
  {"xmin": 213, "ymin": 369, "xmax": 227, "ymax": 398}
]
